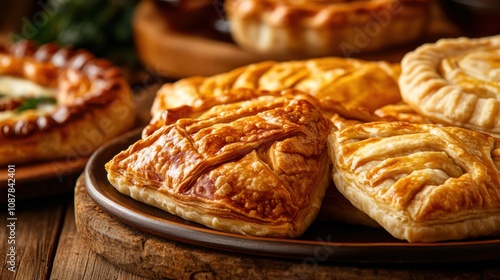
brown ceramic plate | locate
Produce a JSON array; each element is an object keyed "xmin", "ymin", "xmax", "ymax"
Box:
[{"xmin": 84, "ymin": 129, "xmax": 500, "ymax": 263}]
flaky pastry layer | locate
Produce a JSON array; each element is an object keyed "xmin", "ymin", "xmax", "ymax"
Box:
[
  {"xmin": 0, "ymin": 40, "xmax": 136, "ymax": 165},
  {"xmin": 107, "ymin": 95, "xmax": 331, "ymax": 238},
  {"xmin": 225, "ymin": 0, "xmax": 430, "ymax": 56},
  {"xmin": 329, "ymin": 117, "xmax": 500, "ymax": 242}
]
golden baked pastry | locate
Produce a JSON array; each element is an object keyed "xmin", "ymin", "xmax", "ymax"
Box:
[
  {"xmin": 0, "ymin": 40, "xmax": 136, "ymax": 165},
  {"xmin": 329, "ymin": 116, "xmax": 500, "ymax": 242},
  {"xmin": 374, "ymin": 102, "xmax": 429, "ymax": 124},
  {"xmin": 399, "ymin": 35, "xmax": 500, "ymax": 136},
  {"xmin": 106, "ymin": 95, "xmax": 332, "ymax": 238},
  {"xmin": 145, "ymin": 57, "xmax": 401, "ymax": 136},
  {"xmin": 225, "ymin": 0, "xmax": 431, "ymax": 56}
]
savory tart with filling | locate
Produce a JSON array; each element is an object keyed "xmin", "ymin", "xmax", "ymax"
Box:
[
  {"xmin": 224, "ymin": 0, "xmax": 431, "ymax": 56},
  {"xmin": 399, "ymin": 35, "xmax": 500, "ymax": 137},
  {"xmin": 144, "ymin": 57, "xmax": 401, "ymax": 136},
  {"xmin": 106, "ymin": 94, "xmax": 331, "ymax": 238},
  {"xmin": 328, "ymin": 116, "xmax": 500, "ymax": 242},
  {"xmin": 0, "ymin": 40, "xmax": 136, "ymax": 165}
]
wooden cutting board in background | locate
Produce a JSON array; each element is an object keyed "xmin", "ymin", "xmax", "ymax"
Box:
[{"xmin": 133, "ymin": 0, "xmax": 462, "ymax": 79}]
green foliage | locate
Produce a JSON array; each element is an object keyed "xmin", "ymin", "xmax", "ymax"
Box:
[{"xmin": 22, "ymin": 0, "xmax": 139, "ymax": 66}]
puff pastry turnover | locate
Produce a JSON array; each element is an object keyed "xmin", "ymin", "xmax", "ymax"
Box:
[
  {"xmin": 329, "ymin": 117, "xmax": 500, "ymax": 242},
  {"xmin": 0, "ymin": 40, "xmax": 136, "ymax": 165},
  {"xmin": 225, "ymin": 0, "xmax": 431, "ymax": 56},
  {"xmin": 106, "ymin": 95, "xmax": 332, "ymax": 238},
  {"xmin": 399, "ymin": 35, "xmax": 500, "ymax": 136},
  {"xmin": 145, "ymin": 57, "xmax": 401, "ymax": 136}
]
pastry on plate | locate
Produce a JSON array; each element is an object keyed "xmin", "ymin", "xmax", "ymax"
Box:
[
  {"xmin": 0, "ymin": 40, "xmax": 136, "ymax": 165},
  {"xmin": 399, "ymin": 35, "xmax": 500, "ymax": 137},
  {"xmin": 145, "ymin": 57, "xmax": 401, "ymax": 136},
  {"xmin": 106, "ymin": 94, "xmax": 331, "ymax": 238},
  {"xmin": 317, "ymin": 183, "xmax": 381, "ymax": 228},
  {"xmin": 224, "ymin": 0, "xmax": 431, "ymax": 56},
  {"xmin": 328, "ymin": 116, "xmax": 500, "ymax": 242}
]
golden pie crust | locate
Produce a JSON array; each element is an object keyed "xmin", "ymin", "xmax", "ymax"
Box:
[
  {"xmin": 399, "ymin": 35, "xmax": 500, "ymax": 136},
  {"xmin": 0, "ymin": 40, "xmax": 136, "ymax": 165},
  {"xmin": 106, "ymin": 94, "xmax": 331, "ymax": 238},
  {"xmin": 225, "ymin": 0, "xmax": 431, "ymax": 56},
  {"xmin": 329, "ymin": 116, "xmax": 500, "ymax": 242},
  {"xmin": 145, "ymin": 57, "xmax": 401, "ymax": 136}
]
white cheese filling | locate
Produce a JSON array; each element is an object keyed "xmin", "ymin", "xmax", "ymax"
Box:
[{"xmin": 0, "ymin": 75, "xmax": 57, "ymax": 122}]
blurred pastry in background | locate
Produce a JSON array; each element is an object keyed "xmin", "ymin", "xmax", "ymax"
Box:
[
  {"xmin": 399, "ymin": 35, "xmax": 500, "ymax": 137},
  {"xmin": 224, "ymin": 0, "xmax": 432, "ymax": 57}
]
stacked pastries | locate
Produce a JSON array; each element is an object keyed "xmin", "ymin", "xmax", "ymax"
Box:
[{"xmin": 106, "ymin": 35, "xmax": 500, "ymax": 242}]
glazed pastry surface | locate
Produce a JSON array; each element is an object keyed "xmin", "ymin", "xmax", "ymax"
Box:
[
  {"xmin": 329, "ymin": 116, "xmax": 500, "ymax": 242},
  {"xmin": 0, "ymin": 40, "xmax": 136, "ymax": 165},
  {"xmin": 107, "ymin": 95, "xmax": 331, "ymax": 238},
  {"xmin": 399, "ymin": 35, "xmax": 500, "ymax": 136}
]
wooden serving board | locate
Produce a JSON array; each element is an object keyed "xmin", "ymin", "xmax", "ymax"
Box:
[{"xmin": 133, "ymin": 1, "xmax": 463, "ymax": 79}]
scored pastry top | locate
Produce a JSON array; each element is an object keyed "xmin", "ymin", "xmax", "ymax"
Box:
[
  {"xmin": 330, "ymin": 117, "xmax": 500, "ymax": 242},
  {"xmin": 0, "ymin": 40, "xmax": 128, "ymax": 138},
  {"xmin": 106, "ymin": 95, "xmax": 332, "ymax": 238},
  {"xmin": 225, "ymin": 0, "xmax": 430, "ymax": 28},
  {"xmin": 224, "ymin": 0, "xmax": 431, "ymax": 56},
  {"xmin": 399, "ymin": 35, "xmax": 500, "ymax": 137}
]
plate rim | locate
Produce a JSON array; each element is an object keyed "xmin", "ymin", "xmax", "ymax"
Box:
[{"xmin": 84, "ymin": 128, "xmax": 500, "ymax": 263}]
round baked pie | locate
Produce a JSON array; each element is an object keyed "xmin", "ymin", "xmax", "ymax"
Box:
[
  {"xmin": 145, "ymin": 57, "xmax": 402, "ymax": 136},
  {"xmin": 0, "ymin": 40, "xmax": 136, "ymax": 165},
  {"xmin": 399, "ymin": 35, "xmax": 500, "ymax": 137},
  {"xmin": 224, "ymin": 0, "xmax": 431, "ymax": 57},
  {"xmin": 329, "ymin": 115, "xmax": 500, "ymax": 242}
]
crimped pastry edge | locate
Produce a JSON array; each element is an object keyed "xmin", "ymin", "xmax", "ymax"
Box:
[
  {"xmin": 399, "ymin": 35, "xmax": 500, "ymax": 136},
  {"xmin": 0, "ymin": 40, "xmax": 131, "ymax": 138}
]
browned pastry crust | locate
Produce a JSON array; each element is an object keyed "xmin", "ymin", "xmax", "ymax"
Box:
[
  {"xmin": 399, "ymin": 35, "xmax": 500, "ymax": 137},
  {"xmin": 106, "ymin": 95, "xmax": 331, "ymax": 238},
  {"xmin": 144, "ymin": 57, "xmax": 401, "ymax": 136},
  {"xmin": 329, "ymin": 116, "xmax": 500, "ymax": 242},
  {"xmin": 0, "ymin": 40, "xmax": 136, "ymax": 165},
  {"xmin": 224, "ymin": 0, "xmax": 431, "ymax": 56},
  {"xmin": 317, "ymin": 182, "xmax": 380, "ymax": 228}
]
